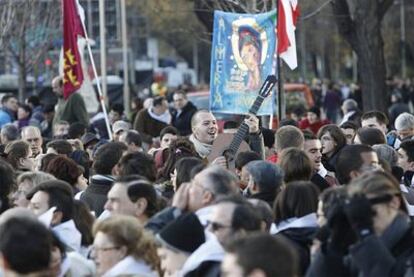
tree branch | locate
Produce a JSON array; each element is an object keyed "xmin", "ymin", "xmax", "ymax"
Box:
[
  {"xmin": 331, "ymin": 0, "xmax": 357, "ymax": 49},
  {"xmin": 378, "ymin": 0, "xmax": 394, "ymax": 21}
]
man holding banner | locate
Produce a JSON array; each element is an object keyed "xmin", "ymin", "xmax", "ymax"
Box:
[{"xmin": 52, "ymin": 0, "xmax": 89, "ymax": 128}]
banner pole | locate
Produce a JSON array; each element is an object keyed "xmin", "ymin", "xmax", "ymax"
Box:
[
  {"xmin": 78, "ymin": 4, "xmax": 113, "ymax": 141},
  {"xmin": 277, "ymin": 56, "xmax": 285, "ymax": 120},
  {"xmin": 276, "ymin": 0, "xmax": 286, "ymax": 121}
]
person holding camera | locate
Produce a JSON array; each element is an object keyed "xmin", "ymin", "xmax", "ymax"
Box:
[{"xmin": 308, "ymin": 171, "xmax": 414, "ymax": 277}]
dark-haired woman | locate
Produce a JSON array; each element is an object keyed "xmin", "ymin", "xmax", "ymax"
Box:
[
  {"xmin": 317, "ymin": 124, "xmax": 347, "ymax": 173},
  {"xmin": 273, "ymin": 181, "xmax": 320, "ymax": 274}
]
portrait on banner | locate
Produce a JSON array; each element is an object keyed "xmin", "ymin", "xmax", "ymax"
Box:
[{"xmin": 210, "ymin": 10, "xmax": 277, "ymax": 115}]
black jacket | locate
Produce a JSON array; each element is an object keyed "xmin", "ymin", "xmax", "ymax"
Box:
[
  {"xmin": 311, "ymin": 173, "xmax": 331, "ymax": 192},
  {"xmin": 249, "ymin": 191, "xmax": 277, "ymax": 208},
  {"xmin": 276, "ymin": 227, "xmax": 318, "ymax": 275},
  {"xmin": 307, "ymin": 213, "xmax": 414, "ymax": 277},
  {"xmin": 171, "ymin": 101, "xmax": 197, "ymax": 136},
  {"xmin": 184, "ymin": 261, "xmax": 221, "ymax": 277},
  {"xmin": 323, "ymin": 147, "xmax": 344, "ymax": 173},
  {"xmin": 80, "ymin": 175, "xmax": 115, "ymax": 217}
]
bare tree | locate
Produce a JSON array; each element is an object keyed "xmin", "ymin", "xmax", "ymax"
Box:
[
  {"xmin": 1, "ymin": 0, "xmax": 60, "ymax": 101},
  {"xmin": 0, "ymin": 1, "xmax": 16, "ymax": 48},
  {"xmin": 193, "ymin": 0, "xmax": 275, "ymax": 34},
  {"xmin": 332, "ymin": 0, "xmax": 394, "ymax": 112}
]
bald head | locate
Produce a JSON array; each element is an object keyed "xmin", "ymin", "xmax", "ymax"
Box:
[
  {"xmin": 51, "ymin": 76, "xmax": 63, "ymax": 97},
  {"xmin": 191, "ymin": 110, "xmax": 218, "ymax": 144},
  {"xmin": 191, "ymin": 110, "xmax": 214, "ymax": 129}
]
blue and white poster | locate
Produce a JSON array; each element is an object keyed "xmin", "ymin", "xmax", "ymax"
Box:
[{"xmin": 210, "ymin": 10, "xmax": 277, "ymax": 115}]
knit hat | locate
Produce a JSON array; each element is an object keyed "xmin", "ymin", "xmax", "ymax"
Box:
[
  {"xmin": 81, "ymin": 132, "xmax": 98, "ymax": 146},
  {"xmin": 156, "ymin": 213, "xmax": 205, "ymax": 254}
]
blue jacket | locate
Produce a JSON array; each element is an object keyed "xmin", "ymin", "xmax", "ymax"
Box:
[{"xmin": 0, "ymin": 108, "xmax": 14, "ymax": 128}]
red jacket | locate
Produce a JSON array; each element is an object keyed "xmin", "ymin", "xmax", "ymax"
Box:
[{"xmin": 298, "ymin": 119, "xmax": 330, "ymax": 135}]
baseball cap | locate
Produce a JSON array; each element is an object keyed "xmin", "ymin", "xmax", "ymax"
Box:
[
  {"xmin": 112, "ymin": 120, "xmax": 131, "ymax": 134},
  {"xmin": 81, "ymin": 132, "xmax": 99, "ymax": 146}
]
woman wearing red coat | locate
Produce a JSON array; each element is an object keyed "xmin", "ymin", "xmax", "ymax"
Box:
[{"xmin": 299, "ymin": 107, "xmax": 330, "ymax": 135}]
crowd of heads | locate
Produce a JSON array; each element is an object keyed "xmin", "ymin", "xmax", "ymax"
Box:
[{"xmin": 0, "ymin": 77, "xmax": 414, "ymax": 276}]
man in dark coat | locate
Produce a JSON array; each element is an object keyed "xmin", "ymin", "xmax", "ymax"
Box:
[
  {"xmin": 80, "ymin": 142, "xmax": 127, "ymax": 217},
  {"xmin": 171, "ymin": 91, "xmax": 197, "ymax": 136},
  {"xmin": 133, "ymin": 96, "xmax": 170, "ymax": 145}
]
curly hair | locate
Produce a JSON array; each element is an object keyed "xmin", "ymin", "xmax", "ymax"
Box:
[
  {"xmin": 45, "ymin": 156, "xmax": 82, "ymax": 188},
  {"xmin": 156, "ymin": 138, "xmax": 199, "ymax": 182},
  {"xmin": 93, "ymin": 215, "xmax": 160, "ymax": 274}
]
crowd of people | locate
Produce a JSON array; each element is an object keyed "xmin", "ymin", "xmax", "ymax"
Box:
[{"xmin": 0, "ymin": 74, "xmax": 414, "ymax": 276}]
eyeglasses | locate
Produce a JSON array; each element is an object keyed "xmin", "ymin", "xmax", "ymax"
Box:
[
  {"xmin": 207, "ymin": 220, "xmax": 232, "ymax": 232},
  {"xmin": 89, "ymin": 245, "xmax": 120, "ymax": 257}
]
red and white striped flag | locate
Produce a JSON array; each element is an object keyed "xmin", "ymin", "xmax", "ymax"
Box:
[{"xmin": 277, "ymin": 0, "xmax": 300, "ymax": 70}]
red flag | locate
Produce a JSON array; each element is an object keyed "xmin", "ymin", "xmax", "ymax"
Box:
[
  {"xmin": 63, "ymin": 0, "xmax": 85, "ymax": 99},
  {"xmin": 277, "ymin": 0, "xmax": 300, "ymax": 70}
]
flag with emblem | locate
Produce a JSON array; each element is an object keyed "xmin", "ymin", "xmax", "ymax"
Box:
[{"xmin": 63, "ymin": 0, "xmax": 85, "ymax": 99}]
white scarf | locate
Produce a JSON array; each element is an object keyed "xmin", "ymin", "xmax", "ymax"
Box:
[
  {"xmin": 103, "ymin": 256, "xmax": 157, "ymax": 277},
  {"xmin": 180, "ymin": 235, "xmax": 224, "ymax": 276},
  {"xmin": 189, "ymin": 134, "xmax": 212, "ymax": 159},
  {"xmin": 147, "ymin": 107, "xmax": 171, "ymax": 124},
  {"xmin": 53, "ymin": 220, "xmax": 82, "ymax": 252},
  {"xmin": 340, "ymin": 111, "xmax": 356, "ymax": 125},
  {"xmin": 271, "ymin": 213, "xmax": 318, "ymax": 234}
]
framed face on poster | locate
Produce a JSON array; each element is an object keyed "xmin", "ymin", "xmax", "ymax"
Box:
[{"xmin": 210, "ymin": 10, "xmax": 277, "ymax": 115}]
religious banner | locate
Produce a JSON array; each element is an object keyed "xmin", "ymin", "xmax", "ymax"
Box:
[
  {"xmin": 209, "ymin": 10, "xmax": 277, "ymax": 115},
  {"xmin": 63, "ymin": 0, "xmax": 85, "ymax": 99}
]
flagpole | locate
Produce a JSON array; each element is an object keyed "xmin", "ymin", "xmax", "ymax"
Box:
[
  {"xmin": 120, "ymin": 0, "xmax": 130, "ymax": 116},
  {"xmin": 276, "ymin": 0, "xmax": 286, "ymax": 121},
  {"xmin": 277, "ymin": 55, "xmax": 285, "ymax": 120},
  {"xmin": 78, "ymin": 6, "xmax": 113, "ymax": 141}
]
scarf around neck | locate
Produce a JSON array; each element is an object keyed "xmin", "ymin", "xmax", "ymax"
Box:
[
  {"xmin": 189, "ymin": 134, "xmax": 212, "ymax": 159},
  {"xmin": 147, "ymin": 107, "xmax": 171, "ymax": 124}
]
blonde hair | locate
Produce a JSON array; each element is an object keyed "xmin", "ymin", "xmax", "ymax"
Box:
[{"xmin": 93, "ymin": 215, "xmax": 160, "ymax": 273}]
